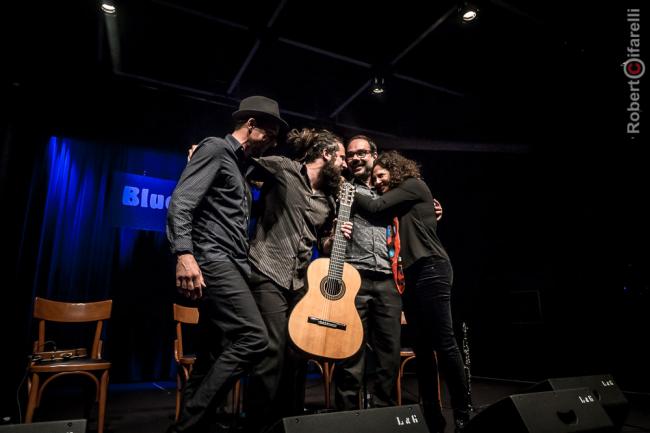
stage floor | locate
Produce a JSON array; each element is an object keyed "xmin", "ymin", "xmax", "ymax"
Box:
[{"xmin": 19, "ymin": 372, "xmax": 650, "ymax": 433}]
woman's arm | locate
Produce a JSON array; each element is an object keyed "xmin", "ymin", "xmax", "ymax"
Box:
[{"xmin": 354, "ymin": 178, "xmax": 423, "ymax": 214}]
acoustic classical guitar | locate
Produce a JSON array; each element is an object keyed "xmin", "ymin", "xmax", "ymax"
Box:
[{"xmin": 288, "ymin": 182, "xmax": 363, "ymax": 360}]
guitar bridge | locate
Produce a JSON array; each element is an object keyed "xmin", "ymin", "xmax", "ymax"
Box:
[{"xmin": 307, "ymin": 316, "xmax": 347, "ymax": 330}]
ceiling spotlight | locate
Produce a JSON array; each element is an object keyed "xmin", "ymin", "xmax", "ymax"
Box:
[
  {"xmin": 101, "ymin": 2, "xmax": 116, "ymax": 14},
  {"xmin": 459, "ymin": 2, "xmax": 478, "ymax": 22},
  {"xmin": 462, "ymin": 9, "xmax": 477, "ymax": 21},
  {"xmin": 371, "ymin": 77, "xmax": 385, "ymax": 95}
]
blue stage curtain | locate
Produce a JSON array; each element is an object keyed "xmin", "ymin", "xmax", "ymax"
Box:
[
  {"xmin": 27, "ymin": 137, "xmax": 116, "ymax": 301},
  {"xmin": 20, "ymin": 136, "xmax": 187, "ymax": 382}
]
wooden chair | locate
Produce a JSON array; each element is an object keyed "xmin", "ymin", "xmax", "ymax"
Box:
[
  {"xmin": 396, "ymin": 312, "xmax": 440, "ymax": 405},
  {"xmin": 307, "ymin": 359, "xmax": 335, "ymax": 409},
  {"xmin": 25, "ymin": 297, "xmax": 112, "ymax": 433},
  {"xmin": 173, "ymin": 304, "xmax": 198, "ymax": 421},
  {"xmin": 173, "ymin": 304, "xmax": 242, "ymax": 420}
]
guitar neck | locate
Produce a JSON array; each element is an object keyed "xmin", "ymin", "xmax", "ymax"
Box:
[{"xmin": 328, "ymin": 202, "xmax": 352, "ymax": 280}]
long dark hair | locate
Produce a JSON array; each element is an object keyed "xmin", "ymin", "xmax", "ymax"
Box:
[
  {"xmin": 374, "ymin": 151, "xmax": 421, "ymax": 190},
  {"xmin": 288, "ymin": 128, "xmax": 342, "ymax": 163}
]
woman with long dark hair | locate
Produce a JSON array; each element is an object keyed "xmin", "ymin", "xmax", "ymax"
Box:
[{"xmin": 353, "ymin": 151, "xmax": 470, "ymax": 433}]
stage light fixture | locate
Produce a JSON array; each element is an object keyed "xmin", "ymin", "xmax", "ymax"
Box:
[
  {"xmin": 459, "ymin": 2, "xmax": 478, "ymax": 22},
  {"xmin": 101, "ymin": 2, "xmax": 116, "ymax": 14},
  {"xmin": 371, "ymin": 76, "xmax": 385, "ymax": 95}
]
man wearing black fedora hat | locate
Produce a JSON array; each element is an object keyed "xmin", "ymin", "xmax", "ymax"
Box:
[{"xmin": 166, "ymin": 95, "xmax": 288, "ymax": 433}]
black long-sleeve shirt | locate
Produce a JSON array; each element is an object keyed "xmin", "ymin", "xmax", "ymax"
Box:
[
  {"xmin": 166, "ymin": 135, "xmax": 252, "ymax": 274},
  {"xmin": 353, "ymin": 177, "xmax": 449, "ymax": 270}
]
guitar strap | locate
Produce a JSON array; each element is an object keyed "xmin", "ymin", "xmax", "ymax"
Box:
[{"xmin": 387, "ymin": 217, "xmax": 405, "ymax": 294}]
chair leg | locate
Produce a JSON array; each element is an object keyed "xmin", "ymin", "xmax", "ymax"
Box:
[
  {"xmin": 97, "ymin": 370, "xmax": 109, "ymax": 433},
  {"xmin": 175, "ymin": 372, "xmax": 182, "ymax": 421},
  {"xmin": 325, "ymin": 362, "xmax": 330, "ymax": 409},
  {"xmin": 397, "ymin": 355, "xmax": 416, "ymax": 406},
  {"xmin": 432, "ymin": 352, "xmax": 441, "ymax": 402},
  {"xmin": 323, "ymin": 361, "xmax": 333, "ymax": 409},
  {"xmin": 25, "ymin": 373, "xmax": 39, "ymax": 423},
  {"xmin": 396, "ymin": 371, "xmax": 403, "ymax": 406},
  {"xmin": 232, "ymin": 379, "xmax": 241, "ymax": 415}
]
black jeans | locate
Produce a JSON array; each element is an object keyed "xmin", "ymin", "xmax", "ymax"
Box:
[
  {"xmin": 334, "ymin": 272, "xmax": 402, "ymax": 409},
  {"xmin": 244, "ymin": 268, "xmax": 307, "ymax": 433},
  {"xmin": 174, "ymin": 260, "xmax": 269, "ymax": 433},
  {"xmin": 402, "ymin": 256, "xmax": 469, "ymax": 428}
]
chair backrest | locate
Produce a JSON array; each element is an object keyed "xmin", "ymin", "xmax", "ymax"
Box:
[
  {"xmin": 173, "ymin": 304, "xmax": 199, "ymax": 360},
  {"xmin": 33, "ymin": 297, "xmax": 112, "ymax": 359}
]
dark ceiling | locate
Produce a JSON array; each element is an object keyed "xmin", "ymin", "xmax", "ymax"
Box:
[{"xmin": 3, "ymin": 0, "xmax": 628, "ymax": 152}]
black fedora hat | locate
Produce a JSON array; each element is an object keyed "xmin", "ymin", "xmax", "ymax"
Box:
[{"xmin": 232, "ymin": 95, "xmax": 288, "ymax": 129}]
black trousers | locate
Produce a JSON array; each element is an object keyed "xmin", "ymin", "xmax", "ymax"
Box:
[
  {"xmin": 244, "ymin": 268, "xmax": 307, "ymax": 433},
  {"xmin": 174, "ymin": 260, "xmax": 269, "ymax": 433},
  {"xmin": 334, "ymin": 272, "xmax": 402, "ymax": 409},
  {"xmin": 402, "ymin": 256, "xmax": 469, "ymax": 429}
]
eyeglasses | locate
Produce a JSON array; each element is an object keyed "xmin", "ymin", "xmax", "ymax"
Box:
[{"xmin": 345, "ymin": 150, "xmax": 371, "ymax": 160}]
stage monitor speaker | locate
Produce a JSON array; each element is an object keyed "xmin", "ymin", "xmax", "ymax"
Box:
[
  {"xmin": 528, "ymin": 374, "xmax": 629, "ymax": 426},
  {"xmin": 0, "ymin": 419, "xmax": 86, "ymax": 433},
  {"xmin": 465, "ymin": 388, "xmax": 615, "ymax": 433},
  {"xmin": 270, "ymin": 405, "xmax": 428, "ymax": 433}
]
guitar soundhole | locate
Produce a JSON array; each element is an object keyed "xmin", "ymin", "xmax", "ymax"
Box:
[{"xmin": 320, "ymin": 278, "xmax": 346, "ymax": 300}]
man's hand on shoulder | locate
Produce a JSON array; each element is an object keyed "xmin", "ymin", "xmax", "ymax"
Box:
[
  {"xmin": 187, "ymin": 144, "xmax": 198, "ymax": 162},
  {"xmin": 433, "ymin": 198, "xmax": 443, "ymax": 221}
]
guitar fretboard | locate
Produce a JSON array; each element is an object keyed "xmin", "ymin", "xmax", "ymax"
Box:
[{"xmin": 327, "ymin": 199, "xmax": 352, "ymax": 280}]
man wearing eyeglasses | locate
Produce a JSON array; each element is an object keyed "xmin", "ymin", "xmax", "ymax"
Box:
[{"xmin": 334, "ymin": 135, "xmax": 442, "ymax": 411}]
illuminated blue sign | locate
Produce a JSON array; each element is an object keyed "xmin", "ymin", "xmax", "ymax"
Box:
[{"xmin": 110, "ymin": 172, "xmax": 177, "ymax": 232}]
